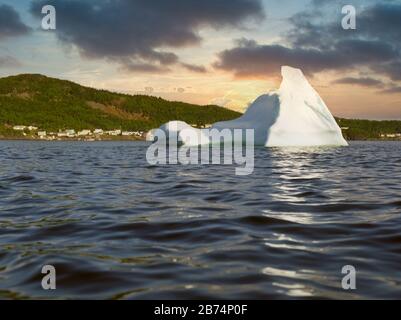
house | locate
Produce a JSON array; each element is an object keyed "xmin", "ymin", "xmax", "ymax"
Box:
[
  {"xmin": 106, "ymin": 129, "xmax": 122, "ymax": 136},
  {"xmin": 93, "ymin": 129, "xmax": 104, "ymax": 135},
  {"xmin": 57, "ymin": 132, "xmax": 68, "ymax": 138},
  {"xmin": 122, "ymin": 131, "xmax": 135, "ymax": 136},
  {"xmin": 27, "ymin": 126, "xmax": 38, "ymax": 131},
  {"xmin": 63, "ymin": 129, "xmax": 76, "ymax": 138},
  {"xmin": 13, "ymin": 125, "xmax": 26, "ymax": 131},
  {"xmin": 37, "ymin": 131, "xmax": 47, "ymax": 138},
  {"xmin": 78, "ymin": 130, "xmax": 91, "ymax": 136}
]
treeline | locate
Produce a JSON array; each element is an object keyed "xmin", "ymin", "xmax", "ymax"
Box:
[{"xmin": 336, "ymin": 118, "xmax": 401, "ymax": 140}]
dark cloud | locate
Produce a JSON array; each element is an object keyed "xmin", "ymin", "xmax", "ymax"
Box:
[
  {"xmin": 333, "ymin": 77, "xmax": 384, "ymax": 87},
  {"xmin": 30, "ymin": 0, "xmax": 264, "ymax": 72},
  {"xmin": 293, "ymin": 2, "xmax": 401, "ymax": 47},
  {"xmin": 381, "ymin": 86, "xmax": 401, "ymax": 94},
  {"xmin": 121, "ymin": 61, "xmax": 171, "ymax": 74},
  {"xmin": 181, "ymin": 63, "xmax": 207, "ymax": 73},
  {"xmin": 214, "ymin": 38, "xmax": 398, "ymax": 77},
  {"xmin": 0, "ymin": 4, "xmax": 31, "ymax": 39},
  {"xmin": 373, "ymin": 61, "xmax": 401, "ymax": 81},
  {"xmin": 357, "ymin": 3, "xmax": 401, "ymax": 43},
  {"xmin": 215, "ymin": 2, "xmax": 401, "ymax": 82}
]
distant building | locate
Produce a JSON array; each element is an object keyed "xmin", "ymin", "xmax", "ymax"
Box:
[
  {"xmin": 27, "ymin": 126, "xmax": 38, "ymax": 131},
  {"xmin": 78, "ymin": 130, "xmax": 91, "ymax": 136},
  {"xmin": 93, "ymin": 129, "xmax": 104, "ymax": 135},
  {"xmin": 13, "ymin": 125, "xmax": 26, "ymax": 131},
  {"xmin": 61, "ymin": 129, "xmax": 76, "ymax": 138},
  {"xmin": 106, "ymin": 129, "xmax": 122, "ymax": 136},
  {"xmin": 38, "ymin": 131, "xmax": 47, "ymax": 138},
  {"xmin": 122, "ymin": 131, "xmax": 135, "ymax": 136}
]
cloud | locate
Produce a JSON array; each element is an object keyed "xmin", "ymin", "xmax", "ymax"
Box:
[
  {"xmin": 381, "ymin": 86, "xmax": 401, "ymax": 94},
  {"xmin": 0, "ymin": 4, "xmax": 31, "ymax": 39},
  {"xmin": 215, "ymin": 2, "xmax": 401, "ymax": 81},
  {"xmin": 373, "ymin": 61, "xmax": 401, "ymax": 81},
  {"xmin": 0, "ymin": 55, "xmax": 21, "ymax": 68},
  {"xmin": 333, "ymin": 77, "xmax": 384, "ymax": 87},
  {"xmin": 357, "ymin": 3, "xmax": 401, "ymax": 43},
  {"xmin": 30, "ymin": 0, "xmax": 264, "ymax": 72},
  {"xmin": 181, "ymin": 63, "xmax": 207, "ymax": 73},
  {"xmin": 214, "ymin": 38, "xmax": 398, "ymax": 78},
  {"xmin": 120, "ymin": 61, "xmax": 171, "ymax": 74}
]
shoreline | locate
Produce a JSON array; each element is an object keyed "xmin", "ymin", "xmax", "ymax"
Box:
[
  {"xmin": 0, "ymin": 136, "xmax": 146, "ymax": 142},
  {"xmin": 0, "ymin": 137, "xmax": 400, "ymax": 142}
]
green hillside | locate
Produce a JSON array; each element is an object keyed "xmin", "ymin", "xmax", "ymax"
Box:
[
  {"xmin": 337, "ymin": 118, "xmax": 401, "ymax": 140},
  {"xmin": 0, "ymin": 74, "xmax": 241, "ymax": 136}
]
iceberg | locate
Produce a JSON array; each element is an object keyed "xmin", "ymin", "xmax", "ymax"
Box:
[
  {"xmin": 148, "ymin": 66, "xmax": 348, "ymax": 147},
  {"xmin": 146, "ymin": 120, "xmax": 210, "ymax": 146}
]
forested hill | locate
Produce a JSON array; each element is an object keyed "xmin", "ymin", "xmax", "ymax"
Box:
[
  {"xmin": 336, "ymin": 118, "xmax": 401, "ymax": 140},
  {"xmin": 0, "ymin": 74, "xmax": 241, "ymax": 135}
]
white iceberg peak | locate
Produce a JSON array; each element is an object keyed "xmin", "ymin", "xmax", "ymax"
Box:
[{"xmin": 149, "ymin": 66, "xmax": 348, "ymax": 147}]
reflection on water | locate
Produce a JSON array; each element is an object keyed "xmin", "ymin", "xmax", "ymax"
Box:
[{"xmin": 0, "ymin": 141, "xmax": 401, "ymax": 299}]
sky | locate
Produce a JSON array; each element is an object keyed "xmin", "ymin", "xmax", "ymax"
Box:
[{"xmin": 0, "ymin": 0, "xmax": 401, "ymax": 120}]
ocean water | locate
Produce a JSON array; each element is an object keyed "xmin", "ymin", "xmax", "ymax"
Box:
[{"xmin": 0, "ymin": 140, "xmax": 400, "ymax": 299}]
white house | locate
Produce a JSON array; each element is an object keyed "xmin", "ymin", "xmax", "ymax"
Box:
[
  {"xmin": 13, "ymin": 125, "xmax": 26, "ymax": 131},
  {"xmin": 38, "ymin": 131, "xmax": 47, "ymax": 138},
  {"xmin": 106, "ymin": 129, "xmax": 122, "ymax": 136},
  {"xmin": 78, "ymin": 130, "xmax": 91, "ymax": 136},
  {"xmin": 93, "ymin": 129, "xmax": 104, "ymax": 135}
]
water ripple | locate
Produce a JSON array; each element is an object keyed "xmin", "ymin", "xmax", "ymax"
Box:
[{"xmin": 0, "ymin": 141, "xmax": 400, "ymax": 299}]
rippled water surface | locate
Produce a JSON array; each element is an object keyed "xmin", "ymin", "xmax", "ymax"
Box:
[{"xmin": 0, "ymin": 141, "xmax": 400, "ymax": 299}]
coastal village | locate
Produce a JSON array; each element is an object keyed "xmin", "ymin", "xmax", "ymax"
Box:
[
  {"xmin": 9, "ymin": 124, "xmax": 401, "ymax": 141},
  {"xmin": 11, "ymin": 125, "xmax": 145, "ymax": 141}
]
